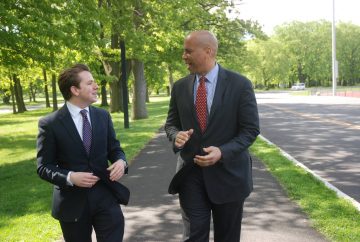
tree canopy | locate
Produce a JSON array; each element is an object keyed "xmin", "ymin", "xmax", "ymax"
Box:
[{"xmin": 2, "ymin": 1, "xmax": 360, "ymax": 113}]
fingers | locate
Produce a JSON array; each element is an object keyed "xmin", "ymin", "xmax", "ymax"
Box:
[
  {"xmin": 108, "ymin": 160, "xmax": 125, "ymax": 181},
  {"xmin": 175, "ymin": 129, "xmax": 194, "ymax": 148},
  {"xmin": 193, "ymin": 146, "xmax": 222, "ymax": 167},
  {"xmin": 71, "ymin": 172, "xmax": 99, "ymax": 188}
]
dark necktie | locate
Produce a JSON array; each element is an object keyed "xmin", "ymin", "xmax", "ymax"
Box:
[
  {"xmin": 196, "ymin": 76, "xmax": 207, "ymax": 133},
  {"xmin": 80, "ymin": 109, "xmax": 92, "ymax": 154}
]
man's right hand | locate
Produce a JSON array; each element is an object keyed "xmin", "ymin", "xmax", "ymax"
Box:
[
  {"xmin": 175, "ymin": 129, "xmax": 194, "ymax": 148},
  {"xmin": 70, "ymin": 172, "xmax": 100, "ymax": 188}
]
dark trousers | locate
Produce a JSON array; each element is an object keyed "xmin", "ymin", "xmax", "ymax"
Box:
[
  {"xmin": 179, "ymin": 166, "xmax": 245, "ymax": 242},
  {"xmin": 60, "ymin": 182, "xmax": 124, "ymax": 242}
]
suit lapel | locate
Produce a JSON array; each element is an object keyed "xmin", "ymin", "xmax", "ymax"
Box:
[
  {"xmin": 58, "ymin": 105, "xmax": 87, "ymax": 155},
  {"xmin": 206, "ymin": 66, "xmax": 229, "ymax": 131},
  {"xmin": 185, "ymin": 74, "xmax": 202, "ymax": 132},
  {"xmin": 89, "ymin": 106, "xmax": 100, "ymax": 157}
]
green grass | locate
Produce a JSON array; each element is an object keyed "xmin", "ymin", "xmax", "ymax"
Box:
[
  {"xmin": 250, "ymin": 137, "xmax": 360, "ymax": 242},
  {"xmin": 0, "ymin": 96, "xmax": 170, "ymax": 242}
]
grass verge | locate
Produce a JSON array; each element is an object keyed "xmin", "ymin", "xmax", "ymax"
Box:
[
  {"xmin": 250, "ymin": 137, "xmax": 360, "ymax": 242},
  {"xmin": 0, "ymin": 96, "xmax": 170, "ymax": 242}
]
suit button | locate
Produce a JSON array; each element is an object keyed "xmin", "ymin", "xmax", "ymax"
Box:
[{"xmin": 75, "ymin": 218, "xmax": 78, "ymax": 222}]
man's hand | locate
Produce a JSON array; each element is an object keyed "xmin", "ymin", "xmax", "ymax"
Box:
[
  {"xmin": 194, "ymin": 146, "xmax": 222, "ymax": 167},
  {"xmin": 70, "ymin": 172, "xmax": 100, "ymax": 188},
  {"xmin": 107, "ymin": 159, "xmax": 126, "ymax": 181},
  {"xmin": 175, "ymin": 129, "xmax": 194, "ymax": 148}
]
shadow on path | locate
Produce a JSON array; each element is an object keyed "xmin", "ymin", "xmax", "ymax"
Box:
[{"xmin": 119, "ymin": 128, "xmax": 328, "ymax": 242}]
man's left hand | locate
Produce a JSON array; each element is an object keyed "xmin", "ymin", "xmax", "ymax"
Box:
[
  {"xmin": 194, "ymin": 146, "xmax": 222, "ymax": 167},
  {"xmin": 107, "ymin": 160, "xmax": 126, "ymax": 181}
]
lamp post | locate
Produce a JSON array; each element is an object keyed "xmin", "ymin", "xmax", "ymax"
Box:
[
  {"xmin": 120, "ymin": 40, "xmax": 129, "ymax": 129},
  {"xmin": 332, "ymin": 0, "xmax": 337, "ymax": 96}
]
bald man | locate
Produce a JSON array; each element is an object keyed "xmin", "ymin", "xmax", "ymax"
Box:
[{"xmin": 165, "ymin": 30, "xmax": 260, "ymax": 241}]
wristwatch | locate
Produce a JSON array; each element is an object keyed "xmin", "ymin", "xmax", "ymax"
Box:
[{"xmin": 122, "ymin": 159, "xmax": 128, "ymax": 169}]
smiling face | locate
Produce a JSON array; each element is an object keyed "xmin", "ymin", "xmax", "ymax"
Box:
[
  {"xmin": 182, "ymin": 31, "xmax": 218, "ymax": 75},
  {"xmin": 70, "ymin": 71, "xmax": 98, "ymax": 108}
]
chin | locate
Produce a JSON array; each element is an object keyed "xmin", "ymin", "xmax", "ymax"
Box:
[{"xmin": 90, "ymin": 98, "xmax": 98, "ymax": 104}]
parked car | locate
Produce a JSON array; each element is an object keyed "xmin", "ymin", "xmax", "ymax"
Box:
[{"xmin": 291, "ymin": 83, "xmax": 305, "ymax": 90}]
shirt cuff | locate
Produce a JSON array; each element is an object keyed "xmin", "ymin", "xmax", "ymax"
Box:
[
  {"xmin": 122, "ymin": 160, "xmax": 129, "ymax": 169},
  {"xmin": 66, "ymin": 171, "xmax": 74, "ymax": 186}
]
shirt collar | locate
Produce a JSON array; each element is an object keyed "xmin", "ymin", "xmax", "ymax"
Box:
[
  {"xmin": 196, "ymin": 63, "xmax": 219, "ymax": 84},
  {"xmin": 66, "ymin": 101, "xmax": 89, "ymax": 118}
]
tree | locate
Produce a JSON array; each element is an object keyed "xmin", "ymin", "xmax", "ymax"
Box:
[
  {"xmin": 337, "ymin": 22, "xmax": 360, "ymax": 86},
  {"xmin": 245, "ymin": 38, "xmax": 290, "ymax": 89},
  {"xmin": 274, "ymin": 21, "xmax": 332, "ymax": 87}
]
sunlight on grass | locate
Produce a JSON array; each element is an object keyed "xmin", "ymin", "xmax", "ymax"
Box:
[
  {"xmin": 250, "ymin": 137, "xmax": 360, "ymax": 241},
  {"xmin": 0, "ymin": 96, "xmax": 170, "ymax": 241}
]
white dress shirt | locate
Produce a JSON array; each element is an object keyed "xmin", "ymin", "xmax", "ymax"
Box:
[
  {"xmin": 66, "ymin": 101, "xmax": 91, "ymax": 140},
  {"xmin": 65, "ymin": 101, "xmax": 91, "ymax": 186}
]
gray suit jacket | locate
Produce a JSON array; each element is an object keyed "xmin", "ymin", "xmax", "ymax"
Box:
[{"xmin": 165, "ymin": 65, "xmax": 260, "ymax": 204}]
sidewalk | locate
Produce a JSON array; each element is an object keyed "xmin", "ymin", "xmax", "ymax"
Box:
[{"xmin": 119, "ymin": 128, "xmax": 328, "ymax": 241}]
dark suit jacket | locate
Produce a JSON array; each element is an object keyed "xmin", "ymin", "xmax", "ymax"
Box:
[
  {"xmin": 165, "ymin": 65, "xmax": 260, "ymax": 204},
  {"xmin": 37, "ymin": 105, "xmax": 129, "ymax": 222}
]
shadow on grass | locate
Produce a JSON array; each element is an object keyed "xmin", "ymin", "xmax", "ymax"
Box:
[
  {"xmin": 0, "ymin": 133, "xmax": 36, "ymax": 151},
  {"xmin": 0, "ymin": 108, "xmax": 52, "ymax": 126}
]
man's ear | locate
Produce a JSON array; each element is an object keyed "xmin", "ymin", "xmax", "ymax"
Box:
[
  {"xmin": 206, "ymin": 47, "xmax": 212, "ymax": 55},
  {"xmin": 70, "ymin": 86, "xmax": 79, "ymax": 97}
]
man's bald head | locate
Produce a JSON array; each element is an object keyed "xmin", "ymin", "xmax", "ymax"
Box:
[
  {"xmin": 182, "ymin": 30, "xmax": 218, "ymax": 75},
  {"xmin": 186, "ymin": 30, "xmax": 218, "ymax": 57}
]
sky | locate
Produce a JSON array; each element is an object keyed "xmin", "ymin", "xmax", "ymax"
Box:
[{"xmin": 237, "ymin": 0, "xmax": 360, "ymax": 35}]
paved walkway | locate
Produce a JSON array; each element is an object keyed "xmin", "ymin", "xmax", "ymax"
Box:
[{"xmin": 118, "ymin": 128, "xmax": 329, "ymax": 242}]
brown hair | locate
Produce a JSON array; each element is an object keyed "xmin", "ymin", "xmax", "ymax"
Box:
[{"xmin": 58, "ymin": 63, "xmax": 90, "ymax": 100}]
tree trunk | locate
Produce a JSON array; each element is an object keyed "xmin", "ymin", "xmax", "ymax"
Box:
[
  {"xmin": 43, "ymin": 68, "xmax": 51, "ymax": 108},
  {"xmin": 146, "ymin": 87, "xmax": 150, "ymax": 103},
  {"xmin": 168, "ymin": 65, "xmax": 174, "ymax": 95},
  {"xmin": 108, "ymin": 53, "xmax": 132, "ymax": 113},
  {"xmin": 50, "ymin": 52, "xmax": 58, "ymax": 111},
  {"xmin": 29, "ymin": 82, "xmax": 36, "ymax": 102},
  {"xmin": 98, "ymin": 1, "xmax": 108, "ymax": 107},
  {"xmin": 109, "ymin": 60, "xmax": 123, "ymax": 113},
  {"xmin": 51, "ymin": 72, "xmax": 58, "ymax": 111},
  {"xmin": 13, "ymin": 74, "xmax": 27, "ymax": 113},
  {"xmin": 131, "ymin": 59, "xmax": 148, "ymax": 120},
  {"xmin": 9, "ymin": 78, "xmax": 17, "ymax": 114},
  {"xmin": 297, "ymin": 62, "xmax": 307, "ymax": 83},
  {"xmin": 99, "ymin": 63, "xmax": 108, "ymax": 107},
  {"xmin": 100, "ymin": 79, "xmax": 108, "ymax": 106},
  {"xmin": 109, "ymin": 33, "xmax": 123, "ymax": 113}
]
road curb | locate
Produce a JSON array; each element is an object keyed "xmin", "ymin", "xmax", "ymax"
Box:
[{"xmin": 259, "ymin": 135, "xmax": 360, "ymax": 212}]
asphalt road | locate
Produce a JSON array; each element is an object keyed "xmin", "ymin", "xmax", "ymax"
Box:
[{"xmin": 257, "ymin": 91, "xmax": 360, "ymax": 203}]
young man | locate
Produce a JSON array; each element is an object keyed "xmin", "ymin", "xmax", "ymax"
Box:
[
  {"xmin": 37, "ymin": 64, "xmax": 129, "ymax": 242},
  {"xmin": 165, "ymin": 31, "xmax": 260, "ymax": 241}
]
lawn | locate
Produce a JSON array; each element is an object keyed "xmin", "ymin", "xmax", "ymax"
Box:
[{"xmin": 0, "ymin": 96, "xmax": 170, "ymax": 241}]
